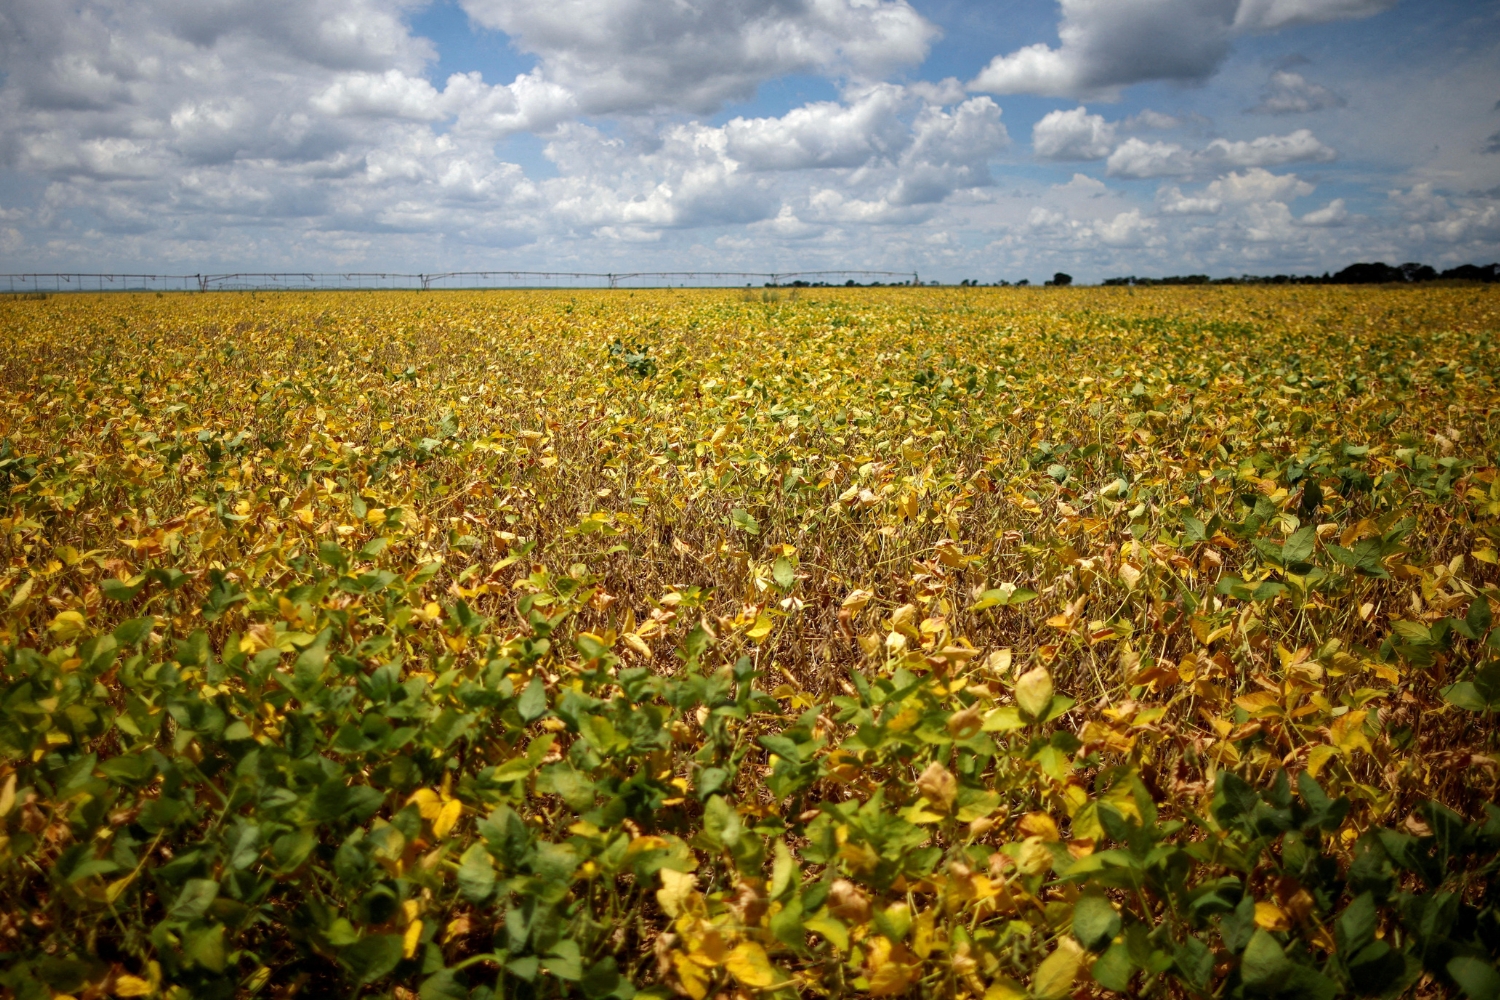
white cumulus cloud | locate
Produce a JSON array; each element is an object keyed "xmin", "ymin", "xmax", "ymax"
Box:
[
  {"xmin": 1390, "ymin": 184, "xmax": 1500, "ymax": 245},
  {"xmin": 1094, "ymin": 208, "xmax": 1156, "ymax": 246},
  {"xmin": 1032, "ymin": 107, "xmax": 1117, "ymax": 160},
  {"xmin": 1107, "ymin": 130, "xmax": 1333, "ymax": 177},
  {"xmin": 890, "ymin": 96, "xmax": 1011, "ymax": 205},
  {"xmin": 1297, "ymin": 198, "xmax": 1348, "ymax": 226},
  {"xmin": 724, "ymin": 85, "xmax": 912, "ymax": 171},
  {"xmin": 1107, "ymin": 138, "xmax": 1195, "ymax": 178},
  {"xmin": 1201, "ymin": 128, "xmax": 1335, "ymax": 168},
  {"xmin": 1233, "ymin": 0, "xmax": 1397, "ymax": 31},
  {"xmin": 1205, "ymin": 167, "xmax": 1316, "ymax": 202},
  {"xmin": 312, "ymin": 70, "xmax": 446, "ymax": 121},
  {"xmin": 969, "ymin": 0, "xmax": 1396, "ymax": 98},
  {"xmin": 1157, "ymin": 185, "xmax": 1223, "ymax": 214},
  {"xmin": 1122, "ymin": 109, "xmax": 1183, "ymax": 131},
  {"xmin": 458, "ymin": 0, "xmax": 938, "ymax": 115},
  {"xmin": 1249, "ymin": 70, "xmax": 1344, "ymax": 114}
]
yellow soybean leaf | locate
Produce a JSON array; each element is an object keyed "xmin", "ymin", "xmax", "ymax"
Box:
[
  {"xmin": 105, "ymin": 872, "xmax": 138, "ymax": 903},
  {"xmin": 6, "ymin": 577, "xmax": 33, "ymax": 610},
  {"xmin": 48, "ymin": 609, "xmax": 88, "ymax": 642},
  {"xmin": 622, "ymin": 632, "xmax": 654, "ymax": 659},
  {"xmin": 865, "ymin": 937, "xmax": 920, "ymax": 996},
  {"xmin": 113, "ymin": 975, "xmax": 153, "ymax": 997},
  {"xmin": 1070, "ymin": 801, "xmax": 1104, "ymax": 842},
  {"xmin": 984, "ymin": 647, "xmax": 1013, "ymax": 677},
  {"xmin": 983, "ymin": 706, "xmax": 1025, "ymax": 732},
  {"xmin": 901, "ymin": 804, "xmax": 947, "ymax": 825},
  {"xmin": 983, "ymin": 976, "xmax": 1027, "ymax": 1000},
  {"xmin": 841, "ymin": 589, "xmax": 874, "ymax": 612},
  {"xmin": 673, "ymin": 953, "xmax": 710, "ymax": 1000},
  {"xmin": 1016, "ymin": 836, "xmax": 1055, "ymax": 876},
  {"xmin": 433, "ymin": 799, "xmax": 463, "ymax": 838},
  {"xmin": 403, "ymin": 919, "xmax": 423, "ymax": 958},
  {"xmin": 1330, "ymin": 710, "xmax": 1372, "ymax": 755},
  {"xmin": 746, "ymin": 613, "xmax": 775, "ymax": 640},
  {"xmin": 656, "ymin": 868, "xmax": 697, "ymax": 918},
  {"xmin": 1014, "ymin": 666, "xmax": 1054, "ymax": 720},
  {"xmin": 1255, "ymin": 901, "xmax": 1291, "ymax": 931},
  {"xmin": 1306, "ymin": 744, "xmax": 1340, "ymax": 778},
  {"xmin": 1018, "ymin": 812, "xmax": 1060, "ymax": 842},
  {"xmin": 804, "ymin": 909, "xmax": 850, "ymax": 952},
  {"xmin": 1031, "ymin": 937, "xmax": 1085, "ymax": 1000},
  {"xmin": 911, "ymin": 908, "xmax": 936, "ymax": 959},
  {"xmin": 725, "ymin": 941, "xmax": 782, "ymax": 988},
  {"xmin": 407, "ymin": 788, "xmax": 442, "ymax": 820}
]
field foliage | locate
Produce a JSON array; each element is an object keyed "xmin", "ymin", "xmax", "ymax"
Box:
[{"xmin": 1, "ymin": 287, "xmax": 1498, "ymax": 1000}]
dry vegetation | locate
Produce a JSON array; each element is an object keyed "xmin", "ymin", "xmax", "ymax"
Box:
[{"xmin": 0, "ymin": 286, "xmax": 1498, "ymax": 1000}]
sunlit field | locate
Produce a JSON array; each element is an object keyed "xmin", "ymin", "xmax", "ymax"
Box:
[{"xmin": 2, "ymin": 286, "xmax": 1498, "ymax": 1000}]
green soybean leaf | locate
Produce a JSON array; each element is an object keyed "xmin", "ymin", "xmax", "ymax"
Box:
[
  {"xmin": 1073, "ymin": 894, "xmax": 1121, "ymax": 952},
  {"xmin": 1448, "ymin": 957, "xmax": 1500, "ymax": 1000},
  {"xmin": 420, "ymin": 969, "xmax": 469, "ymax": 1000},
  {"xmin": 342, "ymin": 935, "xmax": 404, "ymax": 985},
  {"xmin": 1091, "ymin": 943, "xmax": 1134, "ymax": 993},
  {"xmin": 773, "ymin": 555, "xmax": 796, "ymax": 590},
  {"xmin": 518, "ymin": 674, "xmax": 549, "ymax": 722},
  {"xmin": 457, "ymin": 843, "xmax": 496, "ymax": 902}
]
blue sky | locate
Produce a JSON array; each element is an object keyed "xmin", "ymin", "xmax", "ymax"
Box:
[{"xmin": 0, "ymin": 0, "xmax": 1497, "ymax": 281}]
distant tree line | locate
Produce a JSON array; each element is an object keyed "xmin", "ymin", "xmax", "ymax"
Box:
[
  {"xmin": 1101, "ymin": 261, "xmax": 1500, "ymax": 287},
  {"xmin": 756, "ymin": 262, "xmax": 1497, "ymax": 289}
]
